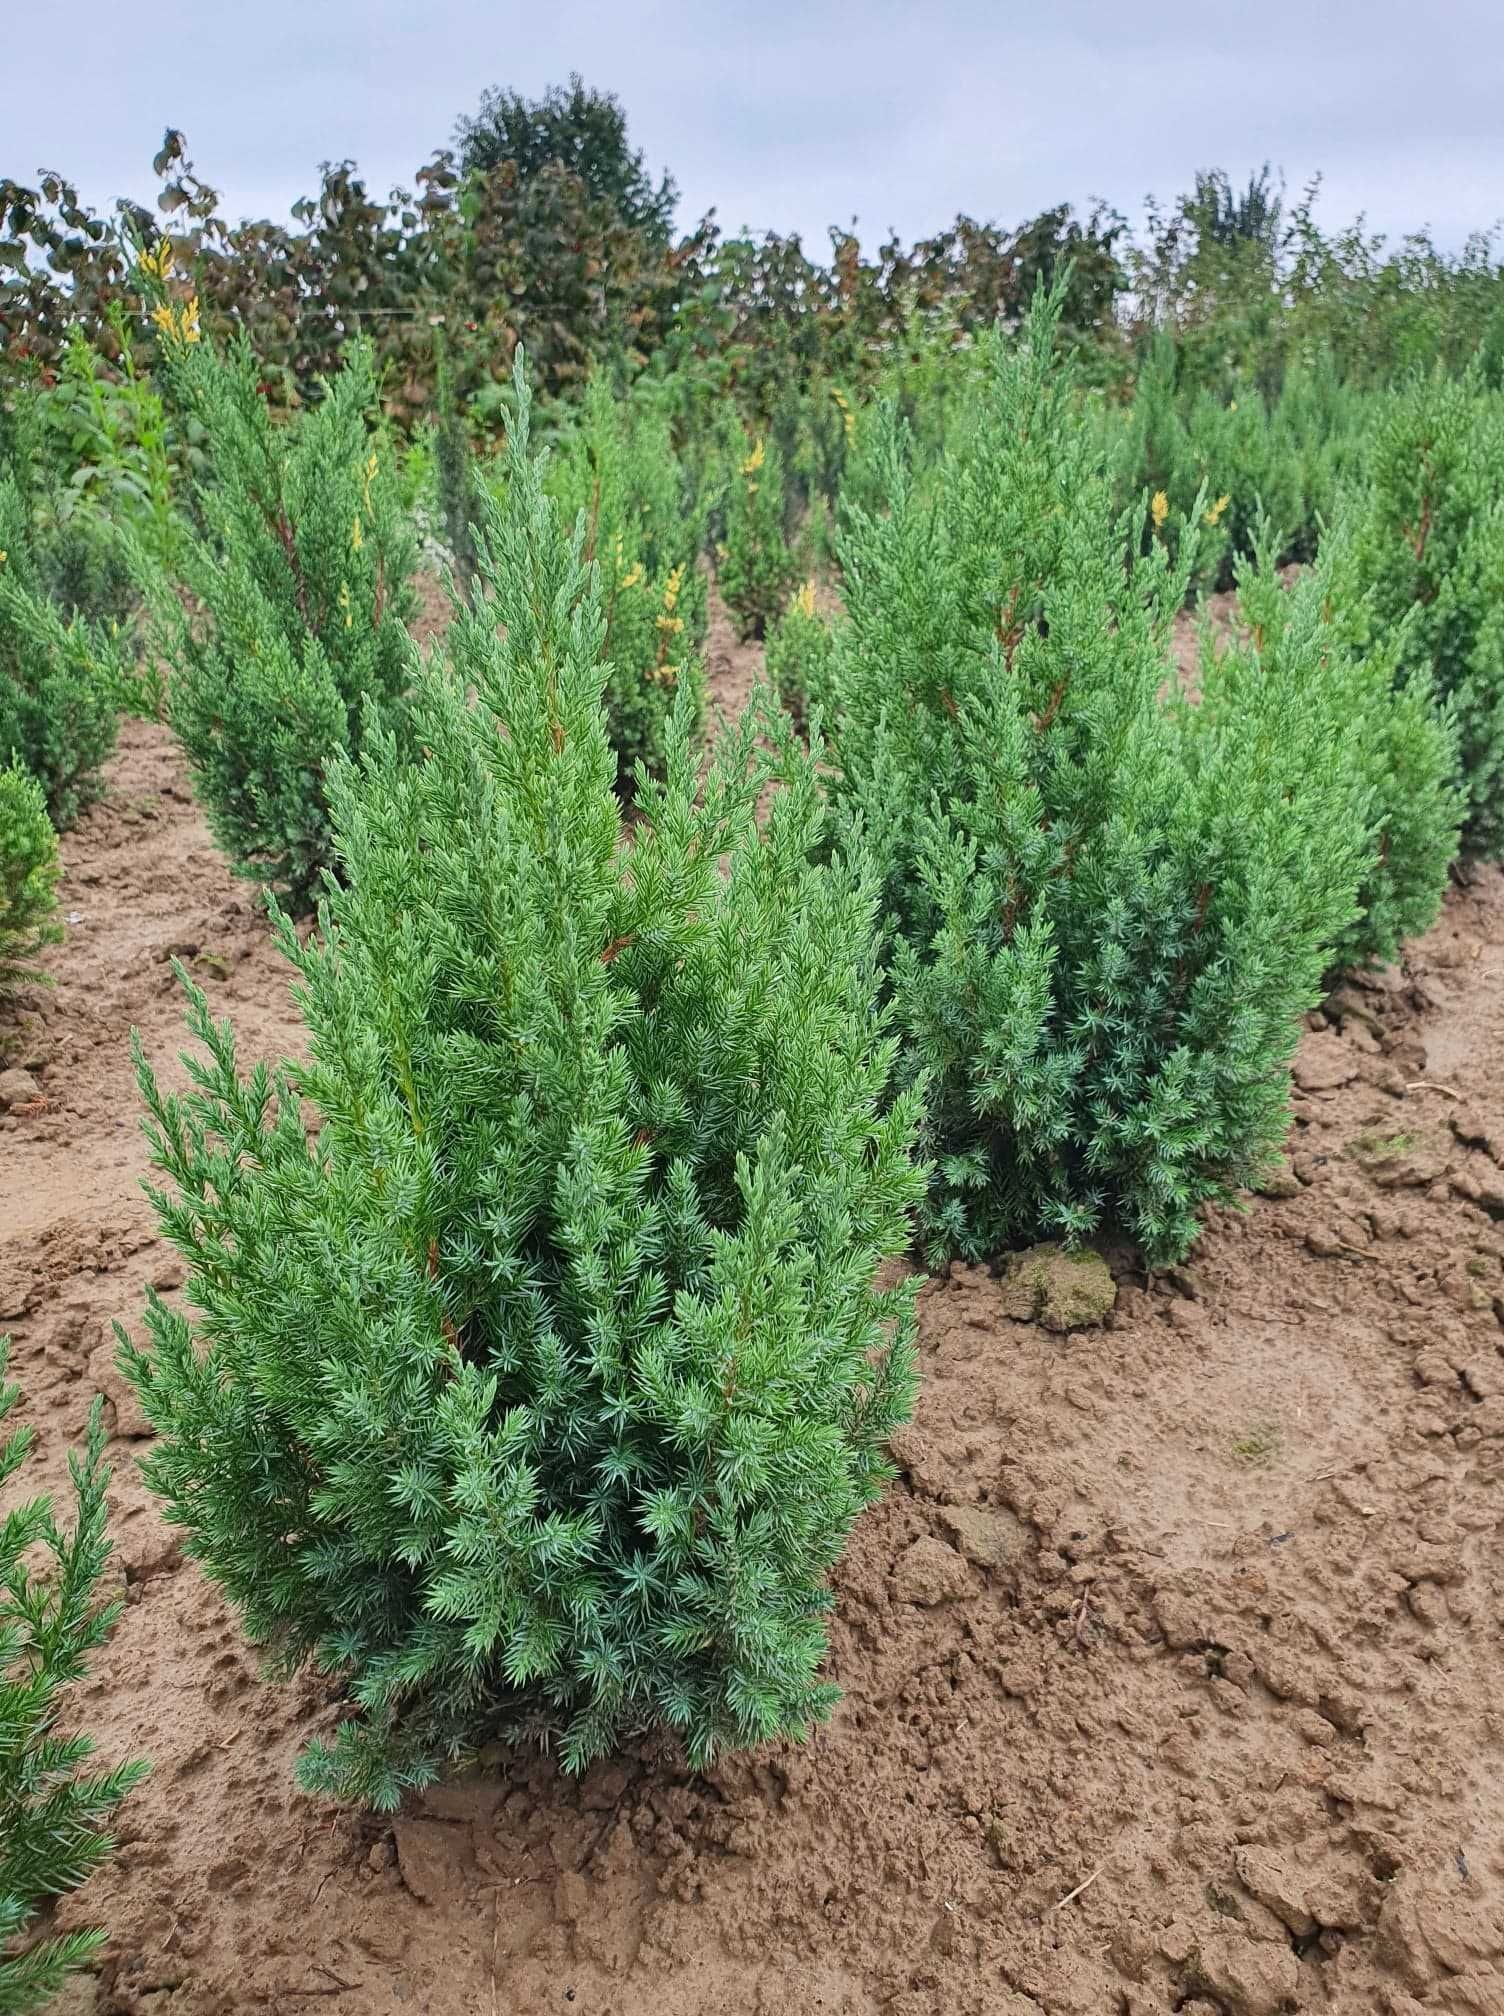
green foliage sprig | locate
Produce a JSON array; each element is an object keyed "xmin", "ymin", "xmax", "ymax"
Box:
[{"xmin": 0, "ymin": 1344, "xmax": 148, "ymax": 2015}]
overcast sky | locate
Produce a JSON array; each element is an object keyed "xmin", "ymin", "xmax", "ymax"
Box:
[{"xmin": 9, "ymin": 1, "xmax": 1501, "ymax": 257}]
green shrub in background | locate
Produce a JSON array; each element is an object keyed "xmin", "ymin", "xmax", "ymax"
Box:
[
  {"xmin": 1342, "ymin": 367, "xmax": 1504, "ymax": 859},
  {"xmin": 0, "ymin": 764, "xmax": 62, "ymax": 1002},
  {"xmin": 431, "ymin": 323, "xmax": 478, "ymax": 596},
  {"xmin": 544, "ymin": 375, "xmax": 707, "ymax": 782},
  {"xmin": 0, "ymin": 477, "xmax": 121, "ymax": 831},
  {"xmin": 1186, "ymin": 529, "xmax": 1460, "ymax": 977},
  {"xmin": 0, "ymin": 364, "xmax": 142, "ymax": 639},
  {"xmin": 827, "ymin": 287, "xmax": 1374, "ymax": 1267},
  {"xmin": 1262, "ymin": 352, "xmax": 1366, "ymax": 563},
  {"xmin": 0, "ymin": 1343, "xmax": 148, "ymax": 2015},
  {"xmin": 140, "ymin": 331, "xmax": 419, "ymax": 908},
  {"xmin": 717, "ymin": 429, "xmax": 796, "ymax": 641},
  {"xmin": 1106, "ymin": 335, "xmax": 1230, "ymax": 596},
  {"xmin": 119, "ymin": 363, "xmax": 925, "ymax": 1809},
  {"xmin": 764, "ymin": 579, "xmax": 835, "ymax": 730},
  {"xmin": 1107, "ymin": 338, "xmax": 1368, "ymax": 595},
  {"xmin": 766, "ymin": 374, "xmax": 851, "ymax": 559}
]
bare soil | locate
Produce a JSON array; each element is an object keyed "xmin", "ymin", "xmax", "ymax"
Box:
[{"xmin": 4, "ymin": 594, "xmax": 1504, "ymax": 2015}]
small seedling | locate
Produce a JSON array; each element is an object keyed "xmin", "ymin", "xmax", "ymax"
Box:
[{"xmin": 1230, "ymin": 1421, "xmax": 1283, "ymax": 1467}]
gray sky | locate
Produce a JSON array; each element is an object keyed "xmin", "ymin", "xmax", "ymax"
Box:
[{"xmin": 9, "ymin": 1, "xmax": 1502, "ymax": 256}]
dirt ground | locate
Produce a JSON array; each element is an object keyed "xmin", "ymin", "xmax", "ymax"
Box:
[{"xmin": 4, "ymin": 592, "xmax": 1504, "ymax": 2015}]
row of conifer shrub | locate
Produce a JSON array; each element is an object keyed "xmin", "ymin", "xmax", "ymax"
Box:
[
  {"xmin": 3, "ymin": 294, "xmax": 1503, "ymax": 1966},
  {"xmin": 0, "ymin": 438, "xmax": 134, "ymax": 1015},
  {"xmin": 102, "ymin": 288, "xmax": 1502, "ymax": 1823}
]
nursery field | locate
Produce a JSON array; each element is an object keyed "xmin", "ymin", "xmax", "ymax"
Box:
[
  {"xmin": 9, "ymin": 83, "xmax": 1504, "ymax": 2016},
  {"xmin": 3, "ymin": 591, "xmax": 1504, "ymax": 2016}
]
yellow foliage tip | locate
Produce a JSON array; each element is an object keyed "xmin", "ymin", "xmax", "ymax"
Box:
[
  {"xmin": 139, "ymin": 238, "xmax": 175, "ymax": 282},
  {"xmin": 741, "ymin": 438, "xmax": 766, "ymax": 478},
  {"xmin": 793, "ymin": 579, "xmax": 817, "ymax": 620},
  {"xmin": 150, "ymin": 296, "xmax": 201, "ymax": 346},
  {"xmin": 1204, "ymin": 494, "xmax": 1230, "ymax": 528},
  {"xmin": 1150, "ymin": 490, "xmax": 1170, "ymax": 531}
]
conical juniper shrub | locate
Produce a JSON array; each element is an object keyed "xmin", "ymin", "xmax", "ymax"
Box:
[
  {"xmin": 0, "ymin": 761, "xmax": 63, "ymax": 1003},
  {"xmin": 1189, "ymin": 525, "xmax": 1460, "ymax": 980},
  {"xmin": 765, "ymin": 580, "xmax": 836, "ymax": 733},
  {"xmin": 543, "ymin": 375, "xmax": 709, "ymax": 787},
  {"xmin": 1338, "ymin": 366, "xmax": 1504, "ymax": 860},
  {"xmin": 118, "ymin": 363, "xmax": 926, "ymax": 1810},
  {"xmin": 717, "ymin": 429, "xmax": 796, "ymax": 642},
  {"xmin": 138, "ymin": 331, "xmax": 419, "ymax": 909},
  {"xmin": 825, "ymin": 284, "xmax": 1378, "ymax": 1268},
  {"xmin": 0, "ymin": 475, "xmax": 121, "ymax": 833}
]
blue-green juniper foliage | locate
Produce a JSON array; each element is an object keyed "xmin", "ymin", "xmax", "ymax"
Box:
[
  {"xmin": 119, "ymin": 362, "xmax": 925, "ymax": 1810},
  {"xmin": 1, "ymin": 1345, "xmax": 147, "ymax": 2015},
  {"xmin": 824, "ymin": 284, "xmax": 1405, "ymax": 1267}
]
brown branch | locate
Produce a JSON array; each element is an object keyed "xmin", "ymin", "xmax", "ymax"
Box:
[
  {"xmin": 1034, "ymin": 673, "xmax": 1069, "ymax": 736},
  {"xmin": 275, "ymin": 511, "xmax": 311, "ymax": 626},
  {"xmin": 1412, "ymin": 492, "xmax": 1433, "ymax": 564},
  {"xmin": 995, "ymin": 582, "xmax": 1024, "ymax": 667}
]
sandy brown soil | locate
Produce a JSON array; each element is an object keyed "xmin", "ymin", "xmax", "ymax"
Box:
[{"xmin": 4, "ymin": 591, "xmax": 1504, "ymax": 2015}]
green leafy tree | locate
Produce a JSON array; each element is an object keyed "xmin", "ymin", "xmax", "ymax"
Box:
[
  {"xmin": 455, "ymin": 75, "xmax": 677, "ymax": 245},
  {"xmin": 0, "ymin": 477, "xmax": 120, "ymax": 831},
  {"xmin": 1, "ymin": 1344, "xmax": 148, "ymax": 2014},
  {"xmin": 139, "ymin": 329, "xmax": 419, "ymax": 907},
  {"xmin": 0, "ymin": 763, "xmax": 62, "ymax": 1002},
  {"xmin": 119, "ymin": 360, "xmax": 925, "ymax": 1809},
  {"xmin": 826, "ymin": 287, "xmax": 1373, "ymax": 1266}
]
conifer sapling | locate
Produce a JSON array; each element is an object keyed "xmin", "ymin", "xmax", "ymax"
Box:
[
  {"xmin": 119, "ymin": 357, "xmax": 925, "ymax": 1808},
  {"xmin": 545, "ymin": 376, "xmax": 708, "ymax": 785},
  {"xmin": 0, "ymin": 477, "xmax": 121, "ymax": 834},
  {"xmin": 1, "ymin": 1344, "xmax": 148, "ymax": 2014},
  {"xmin": 764, "ymin": 580, "xmax": 835, "ymax": 732},
  {"xmin": 1342, "ymin": 368, "xmax": 1504, "ymax": 860},
  {"xmin": 138, "ymin": 330, "xmax": 419, "ymax": 908},
  {"xmin": 718, "ymin": 431, "xmax": 796, "ymax": 642},
  {"xmin": 826, "ymin": 284, "xmax": 1375, "ymax": 1267},
  {"xmin": 0, "ymin": 765, "xmax": 63, "ymax": 1003}
]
